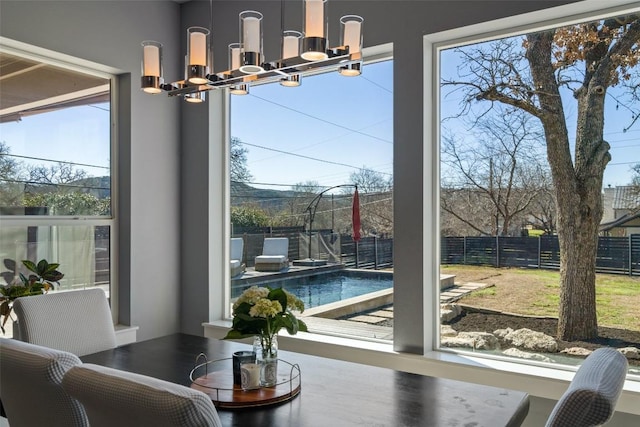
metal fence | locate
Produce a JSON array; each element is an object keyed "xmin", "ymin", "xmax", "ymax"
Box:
[
  {"xmin": 441, "ymin": 235, "xmax": 640, "ymax": 276},
  {"xmin": 341, "ymin": 235, "xmax": 394, "ymax": 270},
  {"xmin": 232, "ymin": 226, "xmax": 393, "ymax": 270}
]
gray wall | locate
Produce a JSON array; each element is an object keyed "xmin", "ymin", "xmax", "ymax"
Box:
[{"xmin": 0, "ymin": 0, "xmax": 182, "ymax": 341}]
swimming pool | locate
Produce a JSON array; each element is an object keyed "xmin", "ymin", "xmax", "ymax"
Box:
[{"xmin": 232, "ymin": 270, "xmax": 393, "ymax": 309}]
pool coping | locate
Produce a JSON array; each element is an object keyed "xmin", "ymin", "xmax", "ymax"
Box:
[{"xmin": 302, "ymin": 288, "xmax": 394, "ymax": 319}]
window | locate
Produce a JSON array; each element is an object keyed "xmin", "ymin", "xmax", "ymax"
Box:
[
  {"xmin": 229, "ymin": 52, "xmax": 394, "ymax": 342},
  {"xmin": 0, "ymin": 48, "xmax": 114, "ymax": 335},
  {"xmin": 434, "ymin": 4, "xmax": 640, "ymax": 375}
]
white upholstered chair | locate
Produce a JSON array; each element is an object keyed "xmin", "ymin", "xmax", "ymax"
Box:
[
  {"xmin": 254, "ymin": 237, "xmax": 289, "ymax": 271},
  {"xmin": 545, "ymin": 347, "xmax": 628, "ymax": 427},
  {"xmin": 62, "ymin": 363, "xmax": 223, "ymax": 427},
  {"xmin": 0, "ymin": 338, "xmax": 89, "ymax": 427},
  {"xmin": 230, "ymin": 237, "xmax": 246, "ymax": 277},
  {"xmin": 13, "ymin": 287, "xmax": 116, "ymax": 357}
]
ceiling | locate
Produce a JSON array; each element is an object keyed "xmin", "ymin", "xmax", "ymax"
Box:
[{"xmin": 0, "ymin": 52, "xmax": 110, "ymax": 123}]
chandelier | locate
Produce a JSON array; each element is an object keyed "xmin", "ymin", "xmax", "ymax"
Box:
[{"xmin": 140, "ymin": 0, "xmax": 364, "ymax": 102}]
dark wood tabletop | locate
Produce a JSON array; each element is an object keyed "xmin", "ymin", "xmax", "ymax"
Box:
[{"xmin": 80, "ymin": 333, "xmax": 529, "ymax": 427}]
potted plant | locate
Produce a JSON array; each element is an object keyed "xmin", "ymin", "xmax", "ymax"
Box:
[{"xmin": 0, "ymin": 259, "xmax": 64, "ymax": 334}]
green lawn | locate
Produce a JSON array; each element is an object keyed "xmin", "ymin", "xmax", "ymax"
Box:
[{"xmin": 440, "ymin": 265, "xmax": 640, "ymax": 332}]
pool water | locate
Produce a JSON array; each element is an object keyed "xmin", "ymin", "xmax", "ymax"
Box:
[
  {"xmin": 233, "ymin": 271, "xmax": 393, "ymax": 309},
  {"xmin": 284, "ymin": 274, "xmax": 392, "ymax": 309}
]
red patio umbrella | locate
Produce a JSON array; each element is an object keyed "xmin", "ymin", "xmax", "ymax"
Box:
[{"xmin": 352, "ymin": 187, "xmax": 361, "ymax": 242}]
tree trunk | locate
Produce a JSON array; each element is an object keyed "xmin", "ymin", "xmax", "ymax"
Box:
[
  {"xmin": 526, "ymin": 31, "xmax": 603, "ymax": 341},
  {"xmin": 556, "ymin": 209, "xmax": 599, "ymax": 340}
]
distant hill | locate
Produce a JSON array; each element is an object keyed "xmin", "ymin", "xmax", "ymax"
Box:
[{"xmin": 231, "ymin": 181, "xmax": 304, "ymax": 212}]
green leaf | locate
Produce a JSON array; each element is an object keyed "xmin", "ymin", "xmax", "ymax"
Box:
[
  {"xmin": 21, "ymin": 260, "xmax": 37, "ymax": 274},
  {"xmin": 3, "ymin": 259, "xmax": 16, "ymax": 272},
  {"xmin": 36, "ymin": 259, "xmax": 48, "ymax": 275},
  {"xmin": 297, "ymin": 319, "xmax": 308, "ymax": 332},
  {"xmin": 43, "ymin": 263, "xmax": 60, "ymax": 274},
  {"xmin": 268, "ymin": 287, "xmax": 288, "ymax": 312},
  {"xmin": 282, "ymin": 315, "xmax": 297, "ymax": 335},
  {"xmin": 0, "ymin": 300, "xmax": 10, "ymax": 316},
  {"xmin": 41, "ymin": 270, "xmax": 64, "ymax": 282}
]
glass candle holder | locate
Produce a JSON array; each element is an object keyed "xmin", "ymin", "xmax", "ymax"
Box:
[
  {"xmin": 302, "ymin": 0, "xmax": 327, "ymax": 60},
  {"xmin": 281, "ymin": 30, "xmax": 302, "ymax": 61},
  {"xmin": 239, "ymin": 11, "xmax": 264, "ymax": 74},
  {"xmin": 340, "ymin": 15, "xmax": 364, "ymax": 54},
  {"xmin": 187, "ymin": 26, "xmax": 210, "ymax": 84},
  {"xmin": 228, "ymin": 42, "xmax": 242, "ymax": 71},
  {"xmin": 339, "ymin": 15, "xmax": 364, "ymax": 76},
  {"xmin": 141, "ymin": 41, "xmax": 163, "ymax": 93}
]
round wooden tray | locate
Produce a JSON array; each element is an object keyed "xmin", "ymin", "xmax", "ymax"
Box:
[{"xmin": 189, "ymin": 357, "xmax": 301, "ymax": 409}]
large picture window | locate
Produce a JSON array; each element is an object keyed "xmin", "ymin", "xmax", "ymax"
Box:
[
  {"xmin": 435, "ymin": 5, "xmax": 640, "ymax": 375},
  {"xmin": 0, "ymin": 49, "xmax": 114, "ymax": 335},
  {"xmin": 229, "ymin": 54, "xmax": 394, "ymax": 342}
]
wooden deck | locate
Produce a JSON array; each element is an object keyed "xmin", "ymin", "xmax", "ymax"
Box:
[{"xmin": 302, "ymin": 316, "xmax": 393, "ymax": 341}]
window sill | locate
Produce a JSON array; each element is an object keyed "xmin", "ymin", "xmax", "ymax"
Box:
[
  {"xmin": 115, "ymin": 324, "xmax": 138, "ymax": 346},
  {"xmin": 203, "ymin": 321, "xmax": 640, "ymax": 415}
]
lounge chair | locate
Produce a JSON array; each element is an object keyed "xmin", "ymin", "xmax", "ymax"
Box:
[
  {"xmin": 254, "ymin": 237, "xmax": 289, "ymax": 272},
  {"xmin": 230, "ymin": 237, "xmax": 246, "ymax": 277}
]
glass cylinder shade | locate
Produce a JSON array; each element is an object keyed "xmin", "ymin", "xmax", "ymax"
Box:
[
  {"xmin": 281, "ymin": 31, "xmax": 302, "ymax": 61},
  {"xmin": 239, "ymin": 11, "xmax": 264, "ymax": 74},
  {"xmin": 340, "ymin": 15, "xmax": 363, "ymax": 54},
  {"xmin": 228, "ymin": 43, "xmax": 249, "ymax": 95},
  {"xmin": 302, "ymin": 0, "xmax": 327, "ymax": 60},
  {"xmin": 187, "ymin": 26, "xmax": 210, "ymax": 84},
  {"xmin": 141, "ymin": 41, "xmax": 163, "ymax": 93},
  {"xmin": 228, "ymin": 43, "xmax": 242, "ymax": 71},
  {"xmin": 339, "ymin": 15, "xmax": 364, "ymax": 76}
]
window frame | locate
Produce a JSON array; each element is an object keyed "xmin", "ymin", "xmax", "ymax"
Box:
[
  {"xmin": 224, "ymin": 43, "xmax": 394, "ymax": 327},
  {"xmin": 0, "ymin": 40, "xmax": 118, "ymax": 321},
  {"xmin": 427, "ymin": 0, "xmax": 640, "ymax": 371}
]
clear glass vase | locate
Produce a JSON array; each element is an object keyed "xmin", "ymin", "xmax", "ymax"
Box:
[{"xmin": 253, "ymin": 334, "xmax": 278, "ymax": 387}]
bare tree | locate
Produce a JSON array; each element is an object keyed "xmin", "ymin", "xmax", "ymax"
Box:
[
  {"xmin": 443, "ymin": 14, "xmax": 640, "ymax": 340},
  {"xmin": 528, "ymin": 176, "xmax": 557, "ymax": 235},
  {"xmin": 230, "ymin": 137, "xmax": 252, "ymax": 182},
  {"xmin": 284, "ymin": 181, "xmax": 321, "ymax": 227},
  {"xmin": 441, "ymin": 108, "xmax": 550, "ymax": 236},
  {"xmin": 346, "ymin": 167, "xmax": 393, "ymax": 236},
  {"xmin": 27, "ymin": 162, "xmax": 87, "ymax": 192},
  {"xmin": 0, "ymin": 142, "xmax": 25, "ymax": 206}
]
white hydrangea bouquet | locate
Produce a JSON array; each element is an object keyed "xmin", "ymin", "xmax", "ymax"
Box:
[{"xmin": 224, "ymin": 286, "xmax": 307, "ymax": 357}]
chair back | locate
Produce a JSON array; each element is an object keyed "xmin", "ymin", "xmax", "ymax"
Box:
[
  {"xmin": 262, "ymin": 237, "xmax": 289, "ymax": 256},
  {"xmin": 545, "ymin": 347, "xmax": 628, "ymax": 427},
  {"xmin": 231, "ymin": 237, "xmax": 244, "ymax": 261},
  {"xmin": 0, "ymin": 338, "xmax": 89, "ymax": 427},
  {"xmin": 62, "ymin": 363, "xmax": 222, "ymax": 427},
  {"xmin": 13, "ymin": 288, "xmax": 116, "ymax": 357}
]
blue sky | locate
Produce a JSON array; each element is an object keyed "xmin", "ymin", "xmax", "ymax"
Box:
[
  {"xmin": 230, "ymin": 59, "xmax": 393, "ymax": 192},
  {"xmin": 1, "ymin": 104, "xmax": 110, "ymax": 178}
]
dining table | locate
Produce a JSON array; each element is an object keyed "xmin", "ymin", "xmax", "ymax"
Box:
[{"xmin": 80, "ymin": 333, "xmax": 529, "ymax": 427}]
